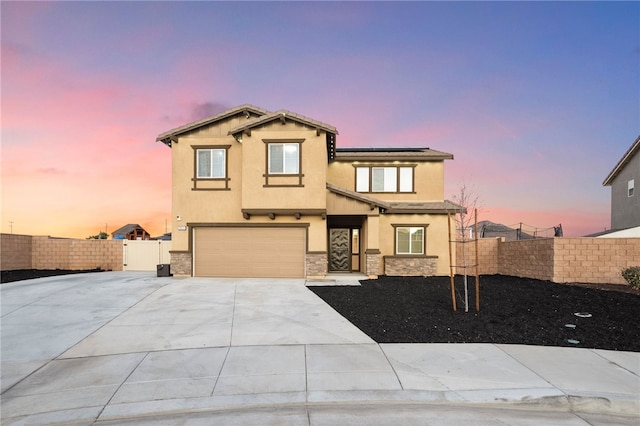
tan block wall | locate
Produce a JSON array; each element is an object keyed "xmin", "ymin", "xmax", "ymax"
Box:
[
  {"xmin": 455, "ymin": 238, "xmax": 499, "ymax": 275},
  {"xmin": 553, "ymin": 238, "xmax": 640, "ymax": 285},
  {"xmin": 462, "ymin": 237, "xmax": 639, "ymax": 285},
  {"xmin": 32, "ymin": 237, "xmax": 71, "ymax": 269},
  {"xmin": 1, "ymin": 234, "xmax": 33, "ymax": 270},
  {"xmin": 32, "ymin": 237, "xmax": 123, "ymax": 271},
  {"xmin": 68, "ymin": 239, "xmax": 123, "ymax": 271},
  {"xmin": 498, "ymin": 238, "xmax": 555, "ymax": 281},
  {"xmin": 1, "ymin": 234, "xmax": 123, "ymax": 271},
  {"xmin": 384, "ymin": 256, "xmax": 438, "ymax": 276}
]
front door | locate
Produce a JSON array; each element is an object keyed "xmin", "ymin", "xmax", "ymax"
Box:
[{"xmin": 329, "ymin": 228, "xmax": 350, "ymax": 271}]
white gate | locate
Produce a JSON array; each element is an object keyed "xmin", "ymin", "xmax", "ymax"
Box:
[{"xmin": 123, "ymin": 240, "xmax": 172, "ymax": 271}]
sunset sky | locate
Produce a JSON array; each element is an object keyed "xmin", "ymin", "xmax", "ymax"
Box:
[{"xmin": 2, "ymin": 1, "xmax": 638, "ymax": 238}]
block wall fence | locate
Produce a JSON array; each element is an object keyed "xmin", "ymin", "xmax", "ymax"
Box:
[
  {"xmin": 1, "ymin": 234, "xmax": 123, "ymax": 272},
  {"xmin": 3, "ymin": 233, "xmax": 638, "ymax": 284},
  {"xmin": 455, "ymin": 237, "xmax": 640, "ymax": 285}
]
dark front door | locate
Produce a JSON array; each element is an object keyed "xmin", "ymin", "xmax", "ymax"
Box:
[{"xmin": 329, "ymin": 228, "xmax": 350, "ymax": 271}]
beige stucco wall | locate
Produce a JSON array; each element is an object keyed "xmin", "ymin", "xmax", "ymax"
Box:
[
  {"xmin": 170, "ymin": 115, "xmax": 331, "ymax": 256},
  {"xmin": 240, "ymin": 124, "xmax": 328, "ymax": 211},
  {"xmin": 378, "ymin": 213, "xmax": 451, "ymax": 276},
  {"xmin": 166, "ymin": 111, "xmax": 454, "ymax": 277},
  {"xmin": 327, "ymin": 160, "xmax": 445, "ymax": 200},
  {"xmin": 170, "ymin": 113, "xmax": 250, "ymax": 252}
]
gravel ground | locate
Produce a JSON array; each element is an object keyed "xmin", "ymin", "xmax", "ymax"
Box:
[
  {"xmin": 1, "ymin": 268, "xmax": 104, "ymax": 283},
  {"xmin": 310, "ymin": 275, "xmax": 640, "ymax": 352}
]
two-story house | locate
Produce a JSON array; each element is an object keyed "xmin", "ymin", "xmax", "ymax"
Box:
[
  {"xmin": 603, "ymin": 135, "xmax": 640, "ymax": 234},
  {"xmin": 157, "ymin": 105, "xmax": 462, "ymax": 278}
]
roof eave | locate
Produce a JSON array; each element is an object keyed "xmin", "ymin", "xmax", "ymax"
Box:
[
  {"xmin": 603, "ymin": 135, "xmax": 640, "ymax": 186},
  {"xmin": 326, "ymin": 183, "xmax": 390, "ymax": 209},
  {"xmin": 156, "ymin": 104, "xmax": 271, "ymax": 147},
  {"xmin": 333, "ymin": 154, "xmax": 453, "ymax": 162},
  {"xmin": 228, "ymin": 110, "xmax": 338, "ymax": 137}
]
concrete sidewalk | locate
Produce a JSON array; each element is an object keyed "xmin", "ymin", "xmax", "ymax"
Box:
[{"xmin": 1, "ymin": 272, "xmax": 638, "ymax": 425}]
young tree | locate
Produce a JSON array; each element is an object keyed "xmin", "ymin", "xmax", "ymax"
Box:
[{"xmin": 450, "ymin": 184, "xmax": 481, "ymax": 312}]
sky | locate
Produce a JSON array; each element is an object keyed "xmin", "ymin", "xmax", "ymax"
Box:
[{"xmin": 2, "ymin": 1, "xmax": 638, "ymax": 239}]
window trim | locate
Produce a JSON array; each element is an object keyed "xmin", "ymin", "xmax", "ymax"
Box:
[
  {"xmin": 393, "ymin": 224, "xmax": 427, "ymax": 255},
  {"xmin": 354, "ymin": 165, "xmax": 416, "ymax": 193},
  {"xmin": 263, "ymin": 139, "xmax": 305, "ymax": 187},
  {"xmin": 191, "ymin": 145, "xmax": 231, "ymax": 190}
]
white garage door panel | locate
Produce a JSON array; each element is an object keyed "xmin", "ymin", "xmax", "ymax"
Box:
[{"xmin": 195, "ymin": 227, "xmax": 305, "ymax": 278}]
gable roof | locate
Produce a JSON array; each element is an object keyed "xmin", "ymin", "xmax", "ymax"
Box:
[
  {"xmin": 386, "ymin": 200, "xmax": 464, "ymax": 214},
  {"xmin": 156, "ymin": 104, "xmax": 271, "ymax": 146},
  {"xmin": 227, "ymin": 109, "xmax": 338, "ymax": 137},
  {"xmin": 603, "ymin": 135, "xmax": 640, "ymax": 186},
  {"xmin": 334, "ymin": 147, "xmax": 453, "ymax": 161},
  {"xmin": 326, "ymin": 183, "xmax": 464, "ymax": 214},
  {"xmin": 326, "ymin": 183, "xmax": 390, "ymax": 210}
]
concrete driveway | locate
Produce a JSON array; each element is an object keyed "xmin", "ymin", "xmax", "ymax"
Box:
[{"xmin": 1, "ymin": 272, "xmax": 638, "ymax": 425}]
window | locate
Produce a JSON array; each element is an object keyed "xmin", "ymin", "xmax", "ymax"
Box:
[
  {"xmin": 629, "ymin": 179, "xmax": 635, "ymax": 197},
  {"xmin": 196, "ymin": 148, "xmax": 226, "ymax": 178},
  {"xmin": 355, "ymin": 166, "xmax": 414, "ymax": 193},
  {"xmin": 356, "ymin": 167, "xmax": 369, "ymax": 192},
  {"xmin": 372, "ymin": 167, "xmax": 397, "ymax": 192},
  {"xmin": 396, "ymin": 226, "xmax": 424, "ymax": 255},
  {"xmin": 268, "ymin": 143, "xmax": 299, "ymax": 174}
]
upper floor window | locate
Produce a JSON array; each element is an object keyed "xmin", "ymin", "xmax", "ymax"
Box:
[
  {"xmin": 197, "ymin": 148, "xmax": 226, "ymax": 178},
  {"xmin": 268, "ymin": 143, "xmax": 299, "ymax": 174},
  {"xmin": 355, "ymin": 166, "xmax": 414, "ymax": 193},
  {"xmin": 396, "ymin": 226, "xmax": 424, "ymax": 255},
  {"xmin": 629, "ymin": 179, "xmax": 635, "ymax": 197},
  {"xmin": 263, "ymin": 139, "xmax": 304, "ymax": 187},
  {"xmin": 192, "ymin": 145, "xmax": 230, "ymax": 190}
]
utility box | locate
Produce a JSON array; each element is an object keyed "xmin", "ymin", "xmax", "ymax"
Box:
[{"xmin": 157, "ymin": 264, "xmax": 171, "ymax": 277}]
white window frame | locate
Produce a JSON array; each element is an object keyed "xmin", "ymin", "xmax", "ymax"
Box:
[
  {"xmin": 196, "ymin": 148, "xmax": 226, "ymax": 179},
  {"xmin": 268, "ymin": 143, "xmax": 299, "ymax": 174},
  {"xmin": 356, "ymin": 167, "xmax": 370, "ymax": 192},
  {"xmin": 629, "ymin": 179, "xmax": 635, "ymax": 197},
  {"xmin": 372, "ymin": 167, "xmax": 397, "ymax": 192},
  {"xmin": 399, "ymin": 167, "xmax": 413, "ymax": 192},
  {"xmin": 395, "ymin": 226, "xmax": 424, "ymax": 255},
  {"xmin": 356, "ymin": 166, "xmax": 414, "ymax": 193}
]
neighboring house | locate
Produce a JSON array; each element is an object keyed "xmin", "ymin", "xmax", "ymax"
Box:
[
  {"xmin": 152, "ymin": 232, "xmax": 172, "ymax": 241},
  {"xmin": 111, "ymin": 224, "xmax": 151, "ymax": 240},
  {"xmin": 602, "ymin": 135, "xmax": 640, "ymax": 232},
  {"xmin": 157, "ymin": 104, "xmax": 462, "ymax": 278}
]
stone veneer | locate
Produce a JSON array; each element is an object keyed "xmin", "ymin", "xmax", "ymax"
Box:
[
  {"xmin": 170, "ymin": 251, "xmax": 192, "ymax": 276},
  {"xmin": 383, "ymin": 255, "xmax": 438, "ymax": 276},
  {"xmin": 306, "ymin": 252, "xmax": 327, "ymax": 278},
  {"xmin": 365, "ymin": 249, "xmax": 380, "ymax": 278}
]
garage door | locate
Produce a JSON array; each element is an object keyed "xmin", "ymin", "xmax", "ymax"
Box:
[{"xmin": 194, "ymin": 227, "xmax": 306, "ymax": 278}]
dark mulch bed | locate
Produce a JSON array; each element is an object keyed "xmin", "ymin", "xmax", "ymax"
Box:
[
  {"xmin": 1, "ymin": 268, "xmax": 104, "ymax": 284},
  {"xmin": 310, "ymin": 275, "xmax": 640, "ymax": 352}
]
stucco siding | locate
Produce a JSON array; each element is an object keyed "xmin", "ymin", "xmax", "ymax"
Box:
[
  {"xmin": 610, "ymin": 151, "xmax": 640, "ymax": 230},
  {"xmin": 327, "ymin": 161, "xmax": 445, "ymax": 201}
]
